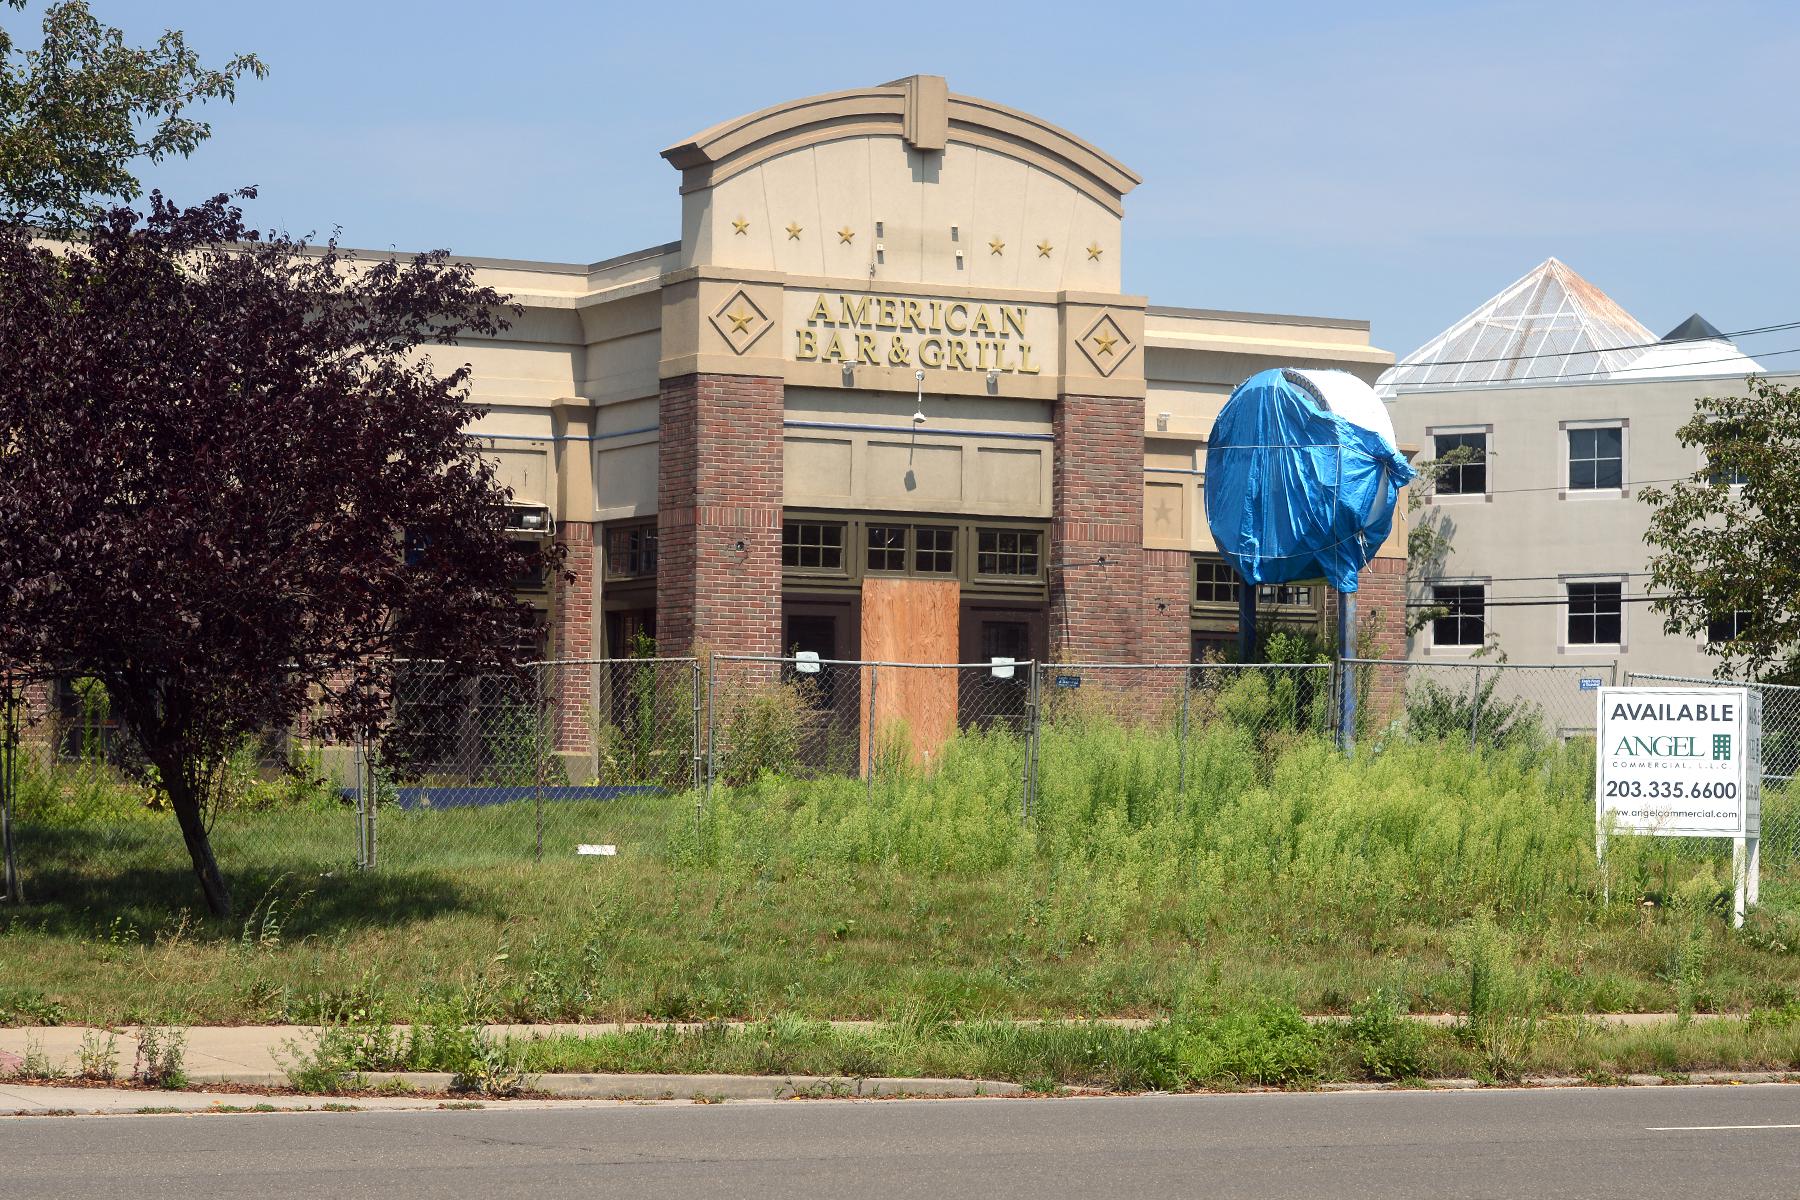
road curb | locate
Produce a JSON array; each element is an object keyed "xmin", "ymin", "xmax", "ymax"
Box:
[{"xmin": 180, "ymin": 1070, "xmax": 1024, "ymax": 1100}]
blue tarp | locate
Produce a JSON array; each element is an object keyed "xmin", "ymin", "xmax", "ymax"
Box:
[{"xmin": 1203, "ymin": 368, "xmax": 1415, "ymax": 593}]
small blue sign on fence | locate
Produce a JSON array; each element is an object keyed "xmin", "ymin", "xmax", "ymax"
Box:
[
  {"xmin": 1055, "ymin": 674, "xmax": 1082, "ymax": 689},
  {"xmin": 1579, "ymin": 677, "xmax": 1603, "ymax": 691}
]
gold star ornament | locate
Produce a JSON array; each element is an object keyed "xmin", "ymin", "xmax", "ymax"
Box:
[
  {"xmin": 731, "ymin": 218, "xmax": 749, "ymax": 235},
  {"xmin": 1086, "ymin": 242, "xmax": 1104, "ymax": 261},
  {"xmin": 1092, "ymin": 331, "xmax": 1118, "ymax": 356},
  {"xmin": 838, "ymin": 226, "xmax": 855, "ymax": 245},
  {"xmin": 726, "ymin": 308, "xmax": 754, "ymax": 334},
  {"xmin": 786, "ymin": 222, "xmax": 803, "ymax": 240},
  {"xmin": 1037, "ymin": 240, "xmax": 1053, "ymax": 258},
  {"xmin": 989, "ymin": 236, "xmax": 1005, "ymax": 256}
]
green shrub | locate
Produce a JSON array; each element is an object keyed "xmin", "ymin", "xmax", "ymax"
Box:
[{"xmin": 1348, "ymin": 988, "xmax": 1426, "ymax": 1080}]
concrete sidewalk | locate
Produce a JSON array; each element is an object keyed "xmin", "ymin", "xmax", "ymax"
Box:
[{"xmin": 0, "ymin": 1011, "xmax": 1742, "ymax": 1084}]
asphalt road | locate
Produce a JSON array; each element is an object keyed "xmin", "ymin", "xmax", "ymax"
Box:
[{"xmin": 4, "ymin": 1085, "xmax": 1799, "ymax": 1199}]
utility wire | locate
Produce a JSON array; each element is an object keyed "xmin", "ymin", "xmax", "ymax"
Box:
[
  {"xmin": 1382, "ymin": 318, "xmax": 1800, "ymax": 373},
  {"xmin": 1385, "ymin": 344, "xmax": 1800, "ymax": 392}
]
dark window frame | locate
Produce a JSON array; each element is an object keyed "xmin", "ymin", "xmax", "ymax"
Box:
[
  {"xmin": 782, "ymin": 519, "xmax": 848, "ymax": 574},
  {"xmin": 974, "ymin": 527, "xmax": 1043, "ymax": 580},
  {"xmin": 1431, "ymin": 583, "xmax": 1485, "ymax": 647},
  {"xmin": 1567, "ymin": 581, "xmax": 1623, "ymax": 646},
  {"xmin": 1432, "ymin": 431, "xmax": 1488, "ymax": 496},
  {"xmin": 603, "ymin": 520, "xmax": 659, "ymax": 582},
  {"xmin": 1707, "ymin": 609, "xmax": 1752, "ymax": 644},
  {"xmin": 1568, "ymin": 426, "xmax": 1623, "ymax": 491},
  {"xmin": 780, "ymin": 512, "xmax": 1046, "ymax": 597}
]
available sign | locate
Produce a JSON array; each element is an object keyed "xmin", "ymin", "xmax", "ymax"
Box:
[{"xmin": 1596, "ymin": 687, "xmax": 1760, "ymax": 838}]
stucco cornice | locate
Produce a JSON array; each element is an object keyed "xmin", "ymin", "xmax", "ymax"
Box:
[{"xmin": 661, "ymin": 75, "xmax": 1140, "ymax": 216}]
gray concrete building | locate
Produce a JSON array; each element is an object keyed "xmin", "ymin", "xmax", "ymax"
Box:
[{"xmin": 1380, "ymin": 258, "xmax": 1787, "ymax": 679}]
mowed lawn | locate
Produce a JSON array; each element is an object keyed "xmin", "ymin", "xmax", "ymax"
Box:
[{"xmin": 5, "ymin": 725, "xmax": 1800, "ymax": 1030}]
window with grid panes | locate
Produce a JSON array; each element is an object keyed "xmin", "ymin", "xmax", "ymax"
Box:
[
  {"xmin": 866, "ymin": 525, "xmax": 907, "ymax": 572},
  {"xmin": 782, "ymin": 521, "xmax": 844, "ymax": 570},
  {"xmin": 606, "ymin": 523, "xmax": 657, "ymax": 578},
  {"xmin": 1257, "ymin": 583, "xmax": 1314, "ymax": 607},
  {"xmin": 1432, "ymin": 432, "xmax": 1487, "ymax": 495},
  {"xmin": 913, "ymin": 526, "xmax": 955, "ymax": 573},
  {"xmin": 976, "ymin": 528, "xmax": 1041, "ymax": 578},
  {"xmin": 1194, "ymin": 557, "xmax": 1239, "ymax": 604},
  {"xmin": 1567, "ymin": 581, "xmax": 1623, "ymax": 645},
  {"xmin": 1568, "ymin": 427, "xmax": 1623, "ymax": 490},
  {"xmin": 1431, "ymin": 584, "xmax": 1485, "ymax": 646}
]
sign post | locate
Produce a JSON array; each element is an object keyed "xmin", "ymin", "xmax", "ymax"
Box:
[{"xmin": 1596, "ymin": 687, "xmax": 1762, "ymax": 926}]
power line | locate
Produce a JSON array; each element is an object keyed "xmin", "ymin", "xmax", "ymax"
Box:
[
  {"xmin": 1385, "ymin": 344, "xmax": 1800, "ymax": 392},
  {"xmin": 1382, "ymin": 318, "xmax": 1800, "ymax": 374}
]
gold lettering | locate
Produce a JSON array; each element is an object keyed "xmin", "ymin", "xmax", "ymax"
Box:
[
  {"xmin": 945, "ymin": 303, "xmax": 969, "ymax": 334},
  {"xmin": 1001, "ymin": 305, "xmax": 1028, "ymax": 338},
  {"xmin": 928, "ymin": 301, "xmax": 944, "ymax": 332},
  {"xmin": 809, "ymin": 296, "xmax": 832, "ymax": 324},
  {"xmin": 795, "ymin": 329, "xmax": 818, "ymax": 359},
  {"xmin": 1016, "ymin": 342, "xmax": 1040, "ymax": 375},
  {"xmin": 902, "ymin": 299, "xmax": 925, "ymax": 332},
  {"xmin": 918, "ymin": 337, "xmax": 945, "ymax": 368},
  {"xmin": 856, "ymin": 333, "xmax": 879, "ymax": 364},
  {"xmin": 993, "ymin": 341, "xmax": 1014, "ymax": 371},
  {"xmin": 947, "ymin": 339, "xmax": 972, "ymax": 370},
  {"xmin": 878, "ymin": 297, "xmax": 899, "ymax": 329},
  {"xmin": 976, "ymin": 339, "xmax": 994, "ymax": 370},
  {"xmin": 971, "ymin": 305, "xmax": 994, "ymax": 335},
  {"xmin": 887, "ymin": 336, "xmax": 911, "ymax": 366},
  {"xmin": 821, "ymin": 332, "xmax": 846, "ymax": 362},
  {"xmin": 838, "ymin": 294, "xmax": 870, "ymax": 327}
]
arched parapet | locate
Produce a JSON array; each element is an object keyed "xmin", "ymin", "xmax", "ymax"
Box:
[
  {"xmin": 662, "ymin": 76, "xmax": 1141, "ymax": 293},
  {"xmin": 663, "ymin": 75, "xmax": 1139, "ymax": 218}
]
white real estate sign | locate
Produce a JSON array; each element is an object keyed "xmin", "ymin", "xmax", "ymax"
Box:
[{"xmin": 1595, "ymin": 686, "xmax": 1763, "ymax": 923}]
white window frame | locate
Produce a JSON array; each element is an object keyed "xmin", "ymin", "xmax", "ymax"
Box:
[
  {"xmin": 1560, "ymin": 573, "xmax": 1627, "ymax": 654},
  {"xmin": 1424, "ymin": 424, "xmax": 1493, "ymax": 505},
  {"xmin": 1697, "ymin": 445, "xmax": 1748, "ymax": 492},
  {"xmin": 1560, "ymin": 418, "xmax": 1628, "ymax": 500},
  {"xmin": 1423, "ymin": 577, "xmax": 1489, "ymax": 656}
]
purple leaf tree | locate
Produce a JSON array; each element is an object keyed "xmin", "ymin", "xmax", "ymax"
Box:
[{"xmin": 0, "ymin": 190, "xmax": 552, "ymax": 916}]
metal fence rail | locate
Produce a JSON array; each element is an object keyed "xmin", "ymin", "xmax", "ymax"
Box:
[{"xmin": 5, "ymin": 656, "xmax": 1797, "ymax": 901}]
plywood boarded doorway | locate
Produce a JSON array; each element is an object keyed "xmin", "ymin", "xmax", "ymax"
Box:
[{"xmin": 859, "ymin": 578, "xmax": 959, "ymax": 771}]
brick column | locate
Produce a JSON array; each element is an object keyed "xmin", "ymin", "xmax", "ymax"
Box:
[
  {"xmin": 656, "ymin": 372, "xmax": 783, "ymax": 656},
  {"xmin": 1142, "ymin": 548, "xmax": 1193, "ymax": 663},
  {"xmin": 551, "ymin": 521, "xmax": 596, "ymax": 755},
  {"xmin": 1050, "ymin": 392, "xmax": 1146, "ymax": 662}
]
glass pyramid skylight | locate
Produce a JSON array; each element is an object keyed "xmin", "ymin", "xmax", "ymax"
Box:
[{"xmin": 1376, "ymin": 258, "xmax": 1656, "ymax": 397}]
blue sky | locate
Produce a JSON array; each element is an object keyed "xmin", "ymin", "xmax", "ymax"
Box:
[{"xmin": 31, "ymin": 0, "xmax": 1800, "ymax": 359}]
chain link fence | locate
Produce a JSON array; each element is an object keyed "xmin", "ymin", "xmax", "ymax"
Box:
[
  {"xmin": 6, "ymin": 657, "xmax": 1798, "ymax": 902},
  {"xmin": 1625, "ymin": 672, "xmax": 1799, "ymax": 865}
]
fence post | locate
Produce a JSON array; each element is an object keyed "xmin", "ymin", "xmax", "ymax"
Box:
[
  {"xmin": 866, "ymin": 664, "xmax": 878, "ymax": 806},
  {"xmin": 1469, "ymin": 665, "xmax": 1483, "ymax": 750},
  {"xmin": 1024, "ymin": 661, "xmax": 1041, "ymax": 822},
  {"xmin": 2, "ymin": 674, "xmax": 19, "ymax": 905},
  {"xmin": 1177, "ymin": 665, "xmax": 1191, "ymax": 794},
  {"xmin": 690, "ymin": 660, "xmax": 703, "ymax": 792},
  {"xmin": 533, "ymin": 662, "xmax": 547, "ymax": 864},
  {"xmin": 702, "ymin": 656, "xmax": 717, "ymax": 823}
]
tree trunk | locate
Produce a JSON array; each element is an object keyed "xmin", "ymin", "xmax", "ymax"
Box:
[{"xmin": 163, "ymin": 767, "xmax": 232, "ymax": 918}]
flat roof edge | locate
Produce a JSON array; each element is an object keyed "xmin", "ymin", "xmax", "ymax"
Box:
[{"xmin": 1146, "ymin": 304, "xmax": 1369, "ymax": 332}]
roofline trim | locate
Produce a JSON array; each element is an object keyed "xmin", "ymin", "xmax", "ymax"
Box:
[
  {"xmin": 661, "ymin": 78, "xmax": 1140, "ymax": 216},
  {"xmin": 1146, "ymin": 304, "xmax": 1370, "ymax": 332}
]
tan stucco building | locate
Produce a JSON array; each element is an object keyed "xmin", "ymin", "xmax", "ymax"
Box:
[{"xmin": 407, "ymin": 76, "xmax": 1402, "ymax": 666}]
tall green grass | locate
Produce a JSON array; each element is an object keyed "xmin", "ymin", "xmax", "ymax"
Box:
[{"xmin": 4, "ymin": 707, "xmax": 1798, "ymax": 1027}]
